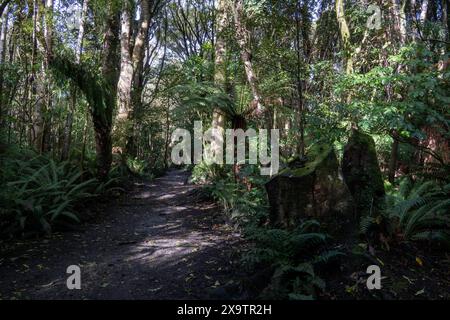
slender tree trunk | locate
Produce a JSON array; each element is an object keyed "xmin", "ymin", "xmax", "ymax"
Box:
[
  {"xmin": 31, "ymin": 0, "xmax": 45, "ymax": 152},
  {"xmin": 420, "ymin": 0, "xmax": 429, "ymax": 24},
  {"xmin": 61, "ymin": 0, "xmax": 89, "ymax": 161},
  {"xmin": 94, "ymin": 8, "xmax": 120, "ymax": 180},
  {"xmin": 295, "ymin": 2, "xmax": 305, "ymax": 156},
  {"xmin": 0, "ymin": 3, "xmax": 9, "ymax": 128},
  {"xmin": 163, "ymin": 98, "xmax": 170, "ymax": 169},
  {"xmin": 80, "ymin": 109, "xmax": 89, "ymax": 172},
  {"xmin": 443, "ymin": 0, "xmax": 449, "ymax": 42},
  {"xmin": 388, "ymin": 130, "xmax": 399, "ymax": 183},
  {"xmin": 128, "ymin": 0, "xmax": 151, "ymax": 156},
  {"xmin": 211, "ymin": 0, "xmax": 227, "ymax": 156},
  {"xmin": 232, "ymin": 0, "xmax": 263, "ymax": 114},
  {"xmin": 388, "ymin": 0, "xmax": 408, "ymax": 183},
  {"xmin": 392, "ymin": 0, "xmax": 407, "ymax": 43},
  {"xmin": 0, "ymin": 1, "xmax": 11, "ymax": 17},
  {"xmin": 41, "ymin": 0, "xmax": 54, "ymax": 153},
  {"xmin": 116, "ymin": 2, "xmax": 133, "ymax": 122},
  {"xmin": 335, "ymin": 0, "xmax": 353, "ymax": 74}
]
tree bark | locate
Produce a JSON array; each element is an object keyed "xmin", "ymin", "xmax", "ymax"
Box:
[
  {"xmin": 232, "ymin": 0, "xmax": 263, "ymax": 114},
  {"xmin": 95, "ymin": 7, "xmax": 120, "ymax": 180},
  {"xmin": 0, "ymin": 3, "xmax": 9, "ymax": 128},
  {"xmin": 335, "ymin": 0, "xmax": 353, "ymax": 74},
  {"xmin": 116, "ymin": 1, "xmax": 133, "ymax": 121},
  {"xmin": 116, "ymin": 0, "xmax": 153, "ymax": 155},
  {"xmin": 0, "ymin": 0, "xmax": 10, "ymax": 17},
  {"xmin": 388, "ymin": 131, "xmax": 399, "ymax": 183},
  {"xmin": 443, "ymin": 0, "xmax": 449, "ymax": 42},
  {"xmin": 420, "ymin": 0, "xmax": 429, "ymax": 24},
  {"xmin": 31, "ymin": 0, "xmax": 46, "ymax": 152},
  {"xmin": 295, "ymin": 1, "xmax": 305, "ymax": 156},
  {"xmin": 392, "ymin": 0, "xmax": 407, "ymax": 43},
  {"xmin": 211, "ymin": 0, "xmax": 227, "ymax": 156}
]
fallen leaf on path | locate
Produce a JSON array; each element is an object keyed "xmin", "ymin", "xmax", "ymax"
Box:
[
  {"xmin": 415, "ymin": 288, "xmax": 425, "ymax": 296},
  {"xmin": 416, "ymin": 257, "xmax": 423, "ymax": 266}
]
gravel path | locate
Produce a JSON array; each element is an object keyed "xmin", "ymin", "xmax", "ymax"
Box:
[{"xmin": 0, "ymin": 170, "xmax": 245, "ymax": 300}]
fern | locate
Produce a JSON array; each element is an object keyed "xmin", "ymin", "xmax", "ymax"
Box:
[
  {"xmin": 386, "ymin": 178, "xmax": 450, "ymax": 246},
  {"xmin": 0, "ymin": 146, "xmax": 111, "ymax": 235},
  {"xmin": 243, "ymin": 220, "xmax": 341, "ymax": 300}
]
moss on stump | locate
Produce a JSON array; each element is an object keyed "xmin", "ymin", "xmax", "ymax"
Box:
[
  {"xmin": 342, "ymin": 129, "xmax": 385, "ymax": 217},
  {"xmin": 265, "ymin": 144, "xmax": 353, "ymax": 230}
]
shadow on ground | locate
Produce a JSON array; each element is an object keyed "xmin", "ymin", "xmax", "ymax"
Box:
[{"xmin": 0, "ymin": 170, "xmax": 248, "ymax": 300}]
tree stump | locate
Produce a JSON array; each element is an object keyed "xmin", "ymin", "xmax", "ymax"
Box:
[
  {"xmin": 342, "ymin": 129, "xmax": 385, "ymax": 217},
  {"xmin": 265, "ymin": 144, "xmax": 354, "ymax": 230}
]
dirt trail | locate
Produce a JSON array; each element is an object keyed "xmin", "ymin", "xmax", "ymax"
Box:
[{"xmin": 0, "ymin": 170, "xmax": 245, "ymax": 300}]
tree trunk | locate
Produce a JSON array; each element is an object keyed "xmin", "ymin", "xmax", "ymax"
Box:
[
  {"xmin": 31, "ymin": 0, "xmax": 45, "ymax": 152},
  {"xmin": 420, "ymin": 0, "xmax": 429, "ymax": 24},
  {"xmin": 335, "ymin": 0, "xmax": 353, "ymax": 74},
  {"xmin": 295, "ymin": 2, "xmax": 305, "ymax": 156},
  {"xmin": 388, "ymin": 131, "xmax": 399, "ymax": 183},
  {"xmin": 116, "ymin": 2, "xmax": 133, "ymax": 121},
  {"xmin": 94, "ymin": 8, "xmax": 120, "ymax": 180},
  {"xmin": 41, "ymin": 0, "xmax": 54, "ymax": 153},
  {"xmin": 116, "ymin": 0, "xmax": 152, "ymax": 155},
  {"xmin": 0, "ymin": 1, "xmax": 11, "ymax": 17},
  {"xmin": 211, "ymin": 0, "xmax": 227, "ymax": 155},
  {"xmin": 392, "ymin": 0, "xmax": 407, "ymax": 43},
  {"xmin": 443, "ymin": 0, "xmax": 449, "ymax": 42},
  {"xmin": 232, "ymin": 0, "xmax": 263, "ymax": 114},
  {"xmin": 163, "ymin": 98, "xmax": 170, "ymax": 169},
  {"xmin": 0, "ymin": 3, "xmax": 9, "ymax": 128}
]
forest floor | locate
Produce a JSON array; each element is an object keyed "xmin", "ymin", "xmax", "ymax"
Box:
[
  {"xmin": 0, "ymin": 170, "xmax": 247, "ymax": 300},
  {"xmin": 0, "ymin": 170, "xmax": 449, "ymax": 300}
]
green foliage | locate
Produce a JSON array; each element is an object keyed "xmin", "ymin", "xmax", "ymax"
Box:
[
  {"xmin": 196, "ymin": 161, "xmax": 343, "ymax": 299},
  {"xmin": 50, "ymin": 54, "xmax": 114, "ymax": 124},
  {"xmin": 171, "ymin": 81, "xmax": 236, "ymax": 117},
  {"xmin": 200, "ymin": 164, "xmax": 269, "ymax": 226},
  {"xmin": 0, "ymin": 146, "xmax": 114, "ymax": 236},
  {"xmin": 126, "ymin": 157, "xmax": 150, "ymax": 176},
  {"xmin": 385, "ymin": 177, "xmax": 450, "ymax": 247},
  {"xmin": 190, "ymin": 161, "xmax": 227, "ymax": 184},
  {"xmin": 242, "ymin": 220, "xmax": 344, "ymax": 300}
]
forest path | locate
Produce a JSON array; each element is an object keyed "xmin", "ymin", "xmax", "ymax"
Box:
[{"xmin": 0, "ymin": 170, "xmax": 245, "ymax": 299}]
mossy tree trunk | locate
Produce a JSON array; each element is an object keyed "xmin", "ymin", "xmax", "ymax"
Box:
[
  {"xmin": 96, "ymin": 8, "xmax": 120, "ymax": 180},
  {"xmin": 335, "ymin": 0, "xmax": 353, "ymax": 75}
]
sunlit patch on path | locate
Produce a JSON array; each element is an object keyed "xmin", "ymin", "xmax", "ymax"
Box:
[{"xmin": 0, "ymin": 170, "xmax": 245, "ymax": 300}]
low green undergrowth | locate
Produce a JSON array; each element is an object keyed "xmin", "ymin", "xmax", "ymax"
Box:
[
  {"xmin": 192, "ymin": 162, "xmax": 343, "ymax": 300},
  {"xmin": 242, "ymin": 220, "xmax": 344, "ymax": 300},
  {"xmin": 386, "ymin": 176, "xmax": 450, "ymax": 246},
  {"xmin": 361, "ymin": 165, "xmax": 450, "ymax": 248},
  {"xmin": 0, "ymin": 146, "xmax": 121, "ymax": 236}
]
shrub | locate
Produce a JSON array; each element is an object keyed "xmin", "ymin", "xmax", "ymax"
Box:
[
  {"xmin": 0, "ymin": 146, "xmax": 113, "ymax": 236},
  {"xmin": 385, "ymin": 177, "xmax": 450, "ymax": 247},
  {"xmin": 242, "ymin": 220, "xmax": 344, "ymax": 300}
]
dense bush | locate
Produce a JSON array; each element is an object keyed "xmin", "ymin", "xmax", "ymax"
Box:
[
  {"xmin": 195, "ymin": 162, "xmax": 342, "ymax": 299},
  {"xmin": 242, "ymin": 220, "xmax": 344, "ymax": 300},
  {"xmin": 199, "ymin": 164, "xmax": 269, "ymax": 227},
  {"xmin": 0, "ymin": 146, "xmax": 119, "ymax": 236},
  {"xmin": 385, "ymin": 176, "xmax": 450, "ymax": 247}
]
